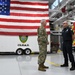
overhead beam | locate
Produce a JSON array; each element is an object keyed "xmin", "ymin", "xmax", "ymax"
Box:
[
  {"xmin": 49, "ymin": 9, "xmax": 62, "ymax": 13},
  {"xmin": 50, "ymin": 0, "xmax": 75, "ymax": 18}
]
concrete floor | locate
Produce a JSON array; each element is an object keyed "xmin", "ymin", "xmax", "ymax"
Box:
[{"xmin": 0, "ymin": 52, "xmax": 75, "ymax": 75}]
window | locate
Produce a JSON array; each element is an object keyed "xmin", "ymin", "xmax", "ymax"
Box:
[
  {"xmin": 51, "ymin": 0, "xmax": 62, "ymax": 9},
  {"xmin": 60, "ymin": 0, "xmax": 62, "ymax": 2}
]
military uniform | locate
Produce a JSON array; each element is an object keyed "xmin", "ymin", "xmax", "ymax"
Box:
[
  {"xmin": 61, "ymin": 26, "xmax": 75, "ymax": 70},
  {"xmin": 37, "ymin": 25, "xmax": 48, "ymax": 71}
]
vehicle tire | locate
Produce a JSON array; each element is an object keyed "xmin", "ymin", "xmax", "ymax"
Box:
[
  {"xmin": 24, "ymin": 48, "xmax": 31, "ymax": 55},
  {"xmin": 16, "ymin": 48, "xmax": 23, "ymax": 55}
]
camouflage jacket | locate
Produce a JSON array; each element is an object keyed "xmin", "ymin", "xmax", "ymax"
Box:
[{"xmin": 37, "ymin": 25, "xmax": 48, "ymax": 45}]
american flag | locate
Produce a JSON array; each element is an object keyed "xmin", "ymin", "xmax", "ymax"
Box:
[{"xmin": 0, "ymin": 0, "xmax": 50, "ymax": 36}]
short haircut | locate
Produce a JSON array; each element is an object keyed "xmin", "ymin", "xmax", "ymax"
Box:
[
  {"xmin": 63, "ymin": 20, "xmax": 68, "ymax": 24},
  {"xmin": 40, "ymin": 19, "xmax": 46, "ymax": 24}
]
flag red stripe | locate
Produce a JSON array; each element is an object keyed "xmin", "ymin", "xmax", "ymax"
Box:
[
  {"xmin": 0, "ymin": 32, "xmax": 50, "ymax": 36},
  {"xmin": 0, "ymin": 25, "xmax": 50, "ymax": 29},
  {"xmin": 0, "ymin": 18, "xmax": 49, "ymax": 23},
  {"xmin": 0, "ymin": 32, "xmax": 37, "ymax": 36},
  {"xmin": 10, "ymin": 7, "xmax": 48, "ymax": 11},
  {"xmin": 11, "ymin": 1, "xmax": 48, "ymax": 6},
  {"xmin": 10, "ymin": 13, "xmax": 49, "ymax": 17}
]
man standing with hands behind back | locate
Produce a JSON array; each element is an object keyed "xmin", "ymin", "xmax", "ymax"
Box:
[
  {"xmin": 37, "ymin": 19, "xmax": 49, "ymax": 71},
  {"xmin": 60, "ymin": 21, "xmax": 75, "ymax": 71}
]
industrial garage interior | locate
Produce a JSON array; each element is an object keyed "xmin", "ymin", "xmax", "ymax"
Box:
[{"xmin": 0, "ymin": 0, "xmax": 75, "ymax": 75}]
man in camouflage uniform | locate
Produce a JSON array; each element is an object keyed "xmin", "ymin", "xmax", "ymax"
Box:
[{"xmin": 37, "ymin": 19, "xmax": 49, "ymax": 71}]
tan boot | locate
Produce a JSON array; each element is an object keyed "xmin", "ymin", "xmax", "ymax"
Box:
[
  {"xmin": 42, "ymin": 63, "xmax": 49, "ymax": 69},
  {"xmin": 42, "ymin": 65, "xmax": 49, "ymax": 69},
  {"xmin": 38, "ymin": 64, "xmax": 46, "ymax": 71}
]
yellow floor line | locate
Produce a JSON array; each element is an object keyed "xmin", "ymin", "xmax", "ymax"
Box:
[
  {"xmin": 57, "ymin": 49, "xmax": 62, "ymax": 53},
  {"xmin": 46, "ymin": 60, "xmax": 60, "ymax": 67}
]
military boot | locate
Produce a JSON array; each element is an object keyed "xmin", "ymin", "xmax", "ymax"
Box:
[
  {"xmin": 42, "ymin": 62, "xmax": 49, "ymax": 69},
  {"xmin": 38, "ymin": 64, "xmax": 46, "ymax": 71},
  {"xmin": 42, "ymin": 64, "xmax": 49, "ymax": 69}
]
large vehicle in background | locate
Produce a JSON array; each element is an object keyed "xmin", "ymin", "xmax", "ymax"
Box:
[
  {"xmin": 70, "ymin": 21, "xmax": 75, "ymax": 51},
  {"xmin": 0, "ymin": 35, "xmax": 50, "ymax": 55}
]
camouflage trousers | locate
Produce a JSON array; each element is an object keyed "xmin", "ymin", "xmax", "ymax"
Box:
[{"xmin": 38, "ymin": 44, "xmax": 47, "ymax": 65}]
